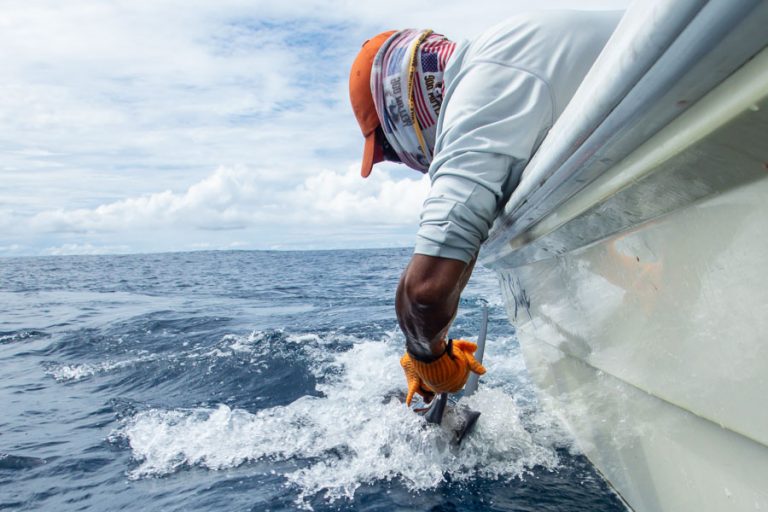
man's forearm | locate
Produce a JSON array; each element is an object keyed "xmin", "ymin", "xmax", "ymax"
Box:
[{"xmin": 395, "ymin": 254, "xmax": 476, "ymax": 361}]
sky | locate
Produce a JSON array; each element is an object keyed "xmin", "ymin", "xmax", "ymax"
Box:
[{"xmin": 0, "ymin": 0, "xmax": 627, "ymax": 257}]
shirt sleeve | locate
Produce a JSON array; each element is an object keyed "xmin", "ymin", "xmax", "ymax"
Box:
[{"xmin": 414, "ymin": 62, "xmax": 554, "ymax": 263}]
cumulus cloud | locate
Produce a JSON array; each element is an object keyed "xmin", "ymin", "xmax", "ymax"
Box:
[
  {"xmin": 292, "ymin": 168, "xmax": 430, "ymax": 225},
  {"xmin": 24, "ymin": 164, "xmax": 429, "ymax": 235}
]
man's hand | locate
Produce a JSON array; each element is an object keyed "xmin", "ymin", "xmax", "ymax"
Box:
[{"xmin": 400, "ymin": 339, "xmax": 486, "ymax": 406}]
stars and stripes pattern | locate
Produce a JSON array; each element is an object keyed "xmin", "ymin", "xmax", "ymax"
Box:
[
  {"xmin": 421, "ymin": 51, "xmax": 439, "ymax": 73},
  {"xmin": 413, "ymin": 38, "xmax": 455, "ymax": 130},
  {"xmin": 411, "ymin": 71, "xmax": 433, "ymax": 130},
  {"xmin": 421, "ymin": 40, "xmax": 455, "ymax": 70},
  {"xmin": 371, "ymin": 30, "xmax": 456, "ymax": 173}
]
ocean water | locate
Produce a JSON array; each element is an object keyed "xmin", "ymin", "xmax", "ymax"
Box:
[{"xmin": 0, "ymin": 248, "xmax": 625, "ymax": 511}]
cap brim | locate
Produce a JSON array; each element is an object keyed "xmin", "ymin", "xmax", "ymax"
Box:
[{"xmin": 360, "ymin": 130, "xmax": 384, "ymax": 178}]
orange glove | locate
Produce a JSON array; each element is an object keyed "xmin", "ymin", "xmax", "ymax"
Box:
[
  {"xmin": 400, "ymin": 353, "xmax": 436, "ymax": 406},
  {"xmin": 400, "ymin": 339, "xmax": 486, "ymax": 406}
]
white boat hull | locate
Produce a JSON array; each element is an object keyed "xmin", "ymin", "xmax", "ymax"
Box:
[
  {"xmin": 496, "ymin": 174, "xmax": 768, "ymax": 510},
  {"xmin": 480, "ymin": 1, "xmax": 768, "ymax": 509}
]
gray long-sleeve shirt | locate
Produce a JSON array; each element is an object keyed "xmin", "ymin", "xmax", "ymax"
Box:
[{"xmin": 414, "ymin": 10, "xmax": 622, "ymax": 263}]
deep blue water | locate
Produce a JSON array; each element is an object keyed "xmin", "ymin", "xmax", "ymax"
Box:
[{"xmin": 0, "ymin": 249, "xmax": 625, "ymax": 511}]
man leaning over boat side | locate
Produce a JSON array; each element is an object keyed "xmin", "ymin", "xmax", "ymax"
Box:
[{"xmin": 348, "ymin": 10, "xmax": 622, "ymax": 406}]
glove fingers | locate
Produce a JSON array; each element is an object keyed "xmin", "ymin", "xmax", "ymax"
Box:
[
  {"xmin": 454, "ymin": 340, "xmax": 485, "ymax": 375},
  {"xmin": 465, "ymin": 353, "xmax": 486, "ymax": 375},
  {"xmin": 453, "ymin": 339, "xmax": 478, "ymax": 354},
  {"xmin": 405, "ymin": 382, "xmax": 417, "ymax": 406},
  {"xmin": 419, "ymin": 385, "xmax": 435, "ymax": 403}
]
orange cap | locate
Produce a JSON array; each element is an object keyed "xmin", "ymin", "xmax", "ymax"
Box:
[{"xmin": 349, "ymin": 30, "xmax": 396, "ymax": 178}]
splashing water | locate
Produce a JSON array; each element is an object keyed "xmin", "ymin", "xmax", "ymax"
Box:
[{"xmin": 112, "ymin": 339, "xmax": 569, "ymax": 507}]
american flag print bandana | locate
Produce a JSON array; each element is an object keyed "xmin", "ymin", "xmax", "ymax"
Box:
[{"xmin": 371, "ymin": 29, "xmax": 455, "ymax": 173}]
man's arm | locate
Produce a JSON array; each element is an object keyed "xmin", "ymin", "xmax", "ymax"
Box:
[{"xmin": 395, "ymin": 253, "xmax": 476, "ymax": 361}]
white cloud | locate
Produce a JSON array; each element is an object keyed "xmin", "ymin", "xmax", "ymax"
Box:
[
  {"xmin": 292, "ymin": 167, "xmax": 430, "ymax": 225},
  {"xmin": 22, "ymin": 164, "xmax": 429, "ymax": 235},
  {"xmin": 42, "ymin": 243, "xmax": 132, "ymax": 257},
  {"xmin": 0, "ymin": 0, "xmax": 629, "ymax": 256}
]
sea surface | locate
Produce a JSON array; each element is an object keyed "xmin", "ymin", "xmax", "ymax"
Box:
[{"xmin": 0, "ymin": 249, "xmax": 625, "ymax": 511}]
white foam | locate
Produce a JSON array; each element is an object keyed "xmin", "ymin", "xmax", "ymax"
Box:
[
  {"xmin": 46, "ymin": 355, "xmax": 157, "ymax": 382},
  {"xmin": 47, "ymin": 363, "xmax": 102, "ymax": 381},
  {"xmin": 45, "ymin": 330, "xmax": 297, "ymax": 383},
  {"xmin": 112, "ymin": 339, "xmax": 572, "ymax": 507}
]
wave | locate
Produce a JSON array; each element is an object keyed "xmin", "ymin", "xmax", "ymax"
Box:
[
  {"xmin": 0, "ymin": 329, "xmax": 48, "ymax": 344},
  {"xmin": 110, "ymin": 340, "xmax": 573, "ymax": 507}
]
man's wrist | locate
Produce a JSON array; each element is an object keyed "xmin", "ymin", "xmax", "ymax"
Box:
[{"xmin": 406, "ymin": 338, "xmax": 448, "ymax": 363}]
